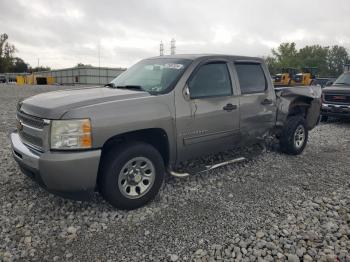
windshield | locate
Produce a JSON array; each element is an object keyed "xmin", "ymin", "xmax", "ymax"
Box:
[
  {"xmin": 109, "ymin": 58, "xmax": 192, "ymax": 94},
  {"xmin": 333, "ymin": 73, "xmax": 350, "ymax": 86}
]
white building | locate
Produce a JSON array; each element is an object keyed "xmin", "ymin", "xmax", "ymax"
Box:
[{"xmin": 35, "ymin": 66, "xmax": 126, "ymax": 85}]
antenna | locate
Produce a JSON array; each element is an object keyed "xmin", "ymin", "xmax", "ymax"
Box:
[
  {"xmin": 170, "ymin": 38, "xmax": 176, "ymax": 55},
  {"xmin": 160, "ymin": 41, "xmax": 164, "ymax": 56}
]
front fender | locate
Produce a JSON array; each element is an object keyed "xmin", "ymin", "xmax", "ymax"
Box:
[{"xmin": 62, "ymin": 94, "xmax": 177, "ymax": 163}]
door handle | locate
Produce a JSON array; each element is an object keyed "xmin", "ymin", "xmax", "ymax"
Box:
[
  {"xmin": 223, "ymin": 103, "xmax": 237, "ymax": 111},
  {"xmin": 261, "ymin": 98, "xmax": 273, "ymax": 105}
]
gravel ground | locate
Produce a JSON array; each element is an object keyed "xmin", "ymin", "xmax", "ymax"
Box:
[{"xmin": 0, "ymin": 84, "xmax": 350, "ymax": 261}]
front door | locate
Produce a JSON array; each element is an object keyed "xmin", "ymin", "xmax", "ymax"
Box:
[{"xmin": 175, "ymin": 61, "xmax": 240, "ymax": 162}]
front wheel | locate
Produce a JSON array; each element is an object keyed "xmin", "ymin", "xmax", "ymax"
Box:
[
  {"xmin": 279, "ymin": 116, "xmax": 308, "ymax": 155},
  {"xmin": 99, "ymin": 142, "xmax": 165, "ymax": 209}
]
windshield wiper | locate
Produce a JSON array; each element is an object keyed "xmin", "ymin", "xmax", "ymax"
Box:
[
  {"xmin": 107, "ymin": 84, "xmax": 155, "ymax": 95},
  {"xmin": 105, "ymin": 83, "xmax": 115, "ymax": 88},
  {"xmin": 116, "ymin": 85, "xmax": 145, "ymax": 91},
  {"xmin": 333, "ymin": 82, "xmax": 350, "ymax": 85}
]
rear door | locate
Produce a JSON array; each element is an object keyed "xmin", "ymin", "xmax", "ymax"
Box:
[
  {"xmin": 175, "ymin": 60, "xmax": 240, "ymax": 162},
  {"xmin": 233, "ymin": 62, "xmax": 276, "ymax": 142}
]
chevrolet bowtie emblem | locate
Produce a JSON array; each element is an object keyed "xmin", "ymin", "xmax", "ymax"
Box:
[{"xmin": 17, "ymin": 119, "xmax": 23, "ymax": 131}]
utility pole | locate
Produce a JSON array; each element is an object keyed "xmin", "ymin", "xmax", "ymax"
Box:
[
  {"xmin": 160, "ymin": 41, "xmax": 164, "ymax": 56},
  {"xmin": 170, "ymin": 38, "xmax": 176, "ymax": 55}
]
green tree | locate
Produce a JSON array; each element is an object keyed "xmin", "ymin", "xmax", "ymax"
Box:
[
  {"xmin": 266, "ymin": 42, "xmax": 350, "ymax": 77},
  {"xmin": 12, "ymin": 57, "xmax": 29, "ymax": 72},
  {"xmin": 0, "ymin": 33, "xmax": 16, "ymax": 73},
  {"xmin": 76, "ymin": 63, "xmax": 92, "ymax": 68},
  {"xmin": 298, "ymin": 45, "xmax": 329, "ymax": 76},
  {"xmin": 264, "ymin": 56, "xmax": 278, "ymax": 75},
  {"xmin": 327, "ymin": 45, "xmax": 349, "ymax": 77},
  {"xmin": 271, "ymin": 42, "xmax": 299, "ymax": 68}
]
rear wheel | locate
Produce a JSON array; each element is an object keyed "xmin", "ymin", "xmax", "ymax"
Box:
[
  {"xmin": 279, "ymin": 116, "xmax": 308, "ymax": 155},
  {"xmin": 99, "ymin": 142, "xmax": 165, "ymax": 209}
]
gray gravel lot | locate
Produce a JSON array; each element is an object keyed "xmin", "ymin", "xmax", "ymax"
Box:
[{"xmin": 0, "ymin": 84, "xmax": 350, "ymax": 261}]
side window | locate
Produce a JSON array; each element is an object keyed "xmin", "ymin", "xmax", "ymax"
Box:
[
  {"xmin": 235, "ymin": 63, "xmax": 266, "ymax": 94},
  {"xmin": 188, "ymin": 63, "xmax": 232, "ymax": 99}
]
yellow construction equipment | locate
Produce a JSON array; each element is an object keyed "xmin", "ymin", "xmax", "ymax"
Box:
[
  {"xmin": 273, "ymin": 68, "xmax": 297, "ymax": 87},
  {"xmin": 293, "ymin": 67, "xmax": 318, "ymax": 86},
  {"xmin": 47, "ymin": 76, "xmax": 55, "ymax": 85},
  {"xmin": 16, "ymin": 75, "xmax": 26, "ymax": 85},
  {"xmin": 15, "ymin": 74, "xmax": 56, "ymax": 85}
]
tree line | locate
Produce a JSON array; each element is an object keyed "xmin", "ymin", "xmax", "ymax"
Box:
[
  {"xmin": 1, "ymin": 33, "xmax": 349, "ymax": 77},
  {"xmin": 0, "ymin": 33, "xmax": 51, "ymax": 73},
  {"xmin": 0, "ymin": 33, "xmax": 95, "ymax": 73},
  {"xmin": 265, "ymin": 42, "xmax": 349, "ymax": 77}
]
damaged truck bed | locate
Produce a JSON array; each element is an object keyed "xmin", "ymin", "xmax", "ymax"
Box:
[{"xmin": 275, "ymin": 85, "xmax": 322, "ymax": 131}]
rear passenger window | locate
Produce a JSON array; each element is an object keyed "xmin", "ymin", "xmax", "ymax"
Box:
[
  {"xmin": 235, "ymin": 63, "xmax": 266, "ymax": 94},
  {"xmin": 188, "ymin": 63, "xmax": 232, "ymax": 99}
]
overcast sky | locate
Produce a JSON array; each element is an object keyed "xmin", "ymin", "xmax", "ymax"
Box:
[{"xmin": 0, "ymin": 0, "xmax": 349, "ymax": 69}]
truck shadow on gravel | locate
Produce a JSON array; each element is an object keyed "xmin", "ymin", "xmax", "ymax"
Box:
[
  {"xmin": 321, "ymin": 118, "xmax": 350, "ymax": 126},
  {"xmin": 8, "ymin": 140, "xmax": 281, "ymax": 213},
  {"xmin": 18, "ymin": 140, "xmax": 284, "ymax": 207}
]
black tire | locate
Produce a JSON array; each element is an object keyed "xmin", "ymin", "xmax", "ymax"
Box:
[
  {"xmin": 99, "ymin": 142, "xmax": 165, "ymax": 210},
  {"xmin": 279, "ymin": 116, "xmax": 308, "ymax": 155},
  {"xmin": 320, "ymin": 115, "xmax": 328, "ymax": 122}
]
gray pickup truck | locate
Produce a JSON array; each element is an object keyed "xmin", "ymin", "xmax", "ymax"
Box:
[
  {"xmin": 321, "ymin": 71, "xmax": 350, "ymax": 121},
  {"xmin": 11, "ymin": 54, "xmax": 321, "ymax": 209}
]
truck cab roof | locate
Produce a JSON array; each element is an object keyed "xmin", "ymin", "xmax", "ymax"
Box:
[{"xmin": 147, "ymin": 54, "xmax": 264, "ymax": 62}]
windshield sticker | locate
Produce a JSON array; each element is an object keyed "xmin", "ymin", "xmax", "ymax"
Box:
[
  {"xmin": 144, "ymin": 63, "xmax": 184, "ymax": 70},
  {"xmin": 164, "ymin": 63, "xmax": 184, "ymax": 70}
]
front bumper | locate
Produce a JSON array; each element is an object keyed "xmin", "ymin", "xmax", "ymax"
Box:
[
  {"xmin": 10, "ymin": 132, "xmax": 101, "ymax": 200},
  {"xmin": 321, "ymin": 103, "xmax": 350, "ymax": 118}
]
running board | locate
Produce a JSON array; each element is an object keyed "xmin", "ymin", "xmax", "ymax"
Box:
[
  {"xmin": 169, "ymin": 157, "xmax": 246, "ymax": 177},
  {"xmin": 169, "ymin": 170, "xmax": 191, "ymax": 178}
]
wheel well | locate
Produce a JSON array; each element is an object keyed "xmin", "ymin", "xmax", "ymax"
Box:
[
  {"xmin": 287, "ymin": 97, "xmax": 313, "ymax": 118},
  {"xmin": 100, "ymin": 128, "xmax": 170, "ymax": 167},
  {"xmin": 96, "ymin": 128, "xmax": 170, "ymax": 191}
]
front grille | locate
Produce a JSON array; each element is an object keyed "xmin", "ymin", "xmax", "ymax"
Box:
[
  {"xmin": 17, "ymin": 111, "xmax": 45, "ymax": 129},
  {"xmin": 17, "ymin": 111, "xmax": 46, "ymax": 151},
  {"xmin": 324, "ymin": 93, "xmax": 350, "ymax": 104},
  {"xmin": 19, "ymin": 131, "xmax": 43, "ymax": 148}
]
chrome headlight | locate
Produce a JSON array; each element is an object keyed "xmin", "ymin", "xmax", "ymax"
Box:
[{"xmin": 50, "ymin": 119, "xmax": 92, "ymax": 150}]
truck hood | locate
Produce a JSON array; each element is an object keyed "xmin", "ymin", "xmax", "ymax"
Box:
[
  {"xmin": 20, "ymin": 87, "xmax": 151, "ymax": 119},
  {"xmin": 323, "ymin": 84, "xmax": 350, "ymax": 93}
]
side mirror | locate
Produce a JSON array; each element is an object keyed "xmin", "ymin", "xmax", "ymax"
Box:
[{"xmin": 183, "ymin": 85, "xmax": 191, "ymax": 100}]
